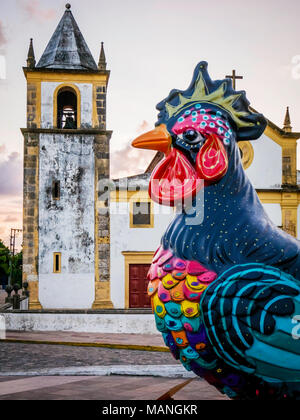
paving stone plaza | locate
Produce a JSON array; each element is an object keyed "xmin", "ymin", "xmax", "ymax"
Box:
[{"xmin": 0, "ymin": 338, "xmax": 228, "ymax": 400}]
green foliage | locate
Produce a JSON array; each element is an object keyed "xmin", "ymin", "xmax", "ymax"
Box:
[
  {"xmin": 0, "ymin": 240, "xmax": 23, "ymax": 287},
  {"xmin": 11, "ymin": 251, "xmax": 23, "ymax": 287},
  {"xmin": 0, "ymin": 240, "xmax": 10, "ymax": 278}
]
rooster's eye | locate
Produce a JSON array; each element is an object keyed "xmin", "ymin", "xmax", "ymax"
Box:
[{"xmin": 181, "ymin": 129, "xmax": 203, "ymax": 144}]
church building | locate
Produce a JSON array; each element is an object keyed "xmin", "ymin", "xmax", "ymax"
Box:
[
  {"xmin": 22, "ymin": 4, "xmax": 112, "ymax": 310},
  {"xmin": 22, "ymin": 5, "xmax": 300, "ymax": 311}
]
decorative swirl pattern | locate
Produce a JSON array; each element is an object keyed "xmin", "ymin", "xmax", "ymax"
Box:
[
  {"xmin": 149, "ymin": 249, "xmax": 300, "ymax": 399},
  {"xmin": 201, "ymin": 264, "xmax": 300, "ymax": 377}
]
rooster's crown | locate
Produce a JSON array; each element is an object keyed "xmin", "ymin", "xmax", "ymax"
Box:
[{"xmin": 156, "ymin": 61, "xmax": 267, "ymax": 142}]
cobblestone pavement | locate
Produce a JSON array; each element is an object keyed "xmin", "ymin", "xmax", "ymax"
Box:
[
  {"xmin": 5, "ymin": 330, "xmax": 166, "ymax": 348},
  {"xmin": 0, "ymin": 342, "xmax": 179, "ymax": 372},
  {"xmin": 0, "ymin": 342, "xmax": 230, "ymax": 400},
  {"xmin": 0, "ymin": 375, "xmax": 229, "ymax": 400}
]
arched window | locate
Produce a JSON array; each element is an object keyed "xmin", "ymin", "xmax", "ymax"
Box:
[{"xmin": 56, "ymin": 87, "xmax": 78, "ymax": 129}]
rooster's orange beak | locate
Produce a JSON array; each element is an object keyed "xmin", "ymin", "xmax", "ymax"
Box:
[{"xmin": 131, "ymin": 124, "xmax": 171, "ymax": 154}]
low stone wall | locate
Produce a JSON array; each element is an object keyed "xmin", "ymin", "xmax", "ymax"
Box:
[{"xmin": 2, "ymin": 311, "xmax": 157, "ymax": 334}]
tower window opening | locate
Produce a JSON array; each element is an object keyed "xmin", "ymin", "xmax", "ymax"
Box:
[
  {"xmin": 52, "ymin": 180, "xmax": 60, "ymax": 200},
  {"xmin": 53, "ymin": 253, "xmax": 61, "ymax": 273},
  {"xmin": 57, "ymin": 88, "xmax": 78, "ymax": 129}
]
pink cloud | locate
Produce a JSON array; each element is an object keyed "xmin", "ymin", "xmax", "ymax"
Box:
[
  {"xmin": 0, "ymin": 152, "xmax": 22, "ymax": 195},
  {"xmin": 0, "ymin": 144, "xmax": 6, "ymax": 154},
  {"xmin": 0, "ymin": 196, "xmax": 22, "ymax": 247},
  {"xmin": 111, "ymin": 144, "xmax": 156, "ymax": 179},
  {"xmin": 111, "ymin": 121, "xmax": 156, "ymax": 179},
  {"xmin": 0, "ymin": 21, "xmax": 6, "ymax": 47},
  {"xmin": 19, "ymin": 0, "xmax": 56, "ymax": 22},
  {"xmin": 4, "ymin": 215, "xmax": 18, "ymax": 223},
  {"xmin": 0, "ymin": 151, "xmax": 22, "ymax": 246},
  {"xmin": 136, "ymin": 120, "xmax": 151, "ymax": 134}
]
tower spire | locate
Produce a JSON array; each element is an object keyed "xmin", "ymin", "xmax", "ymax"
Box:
[
  {"xmin": 283, "ymin": 106, "xmax": 292, "ymax": 133},
  {"xmin": 36, "ymin": 4, "xmax": 97, "ymax": 71},
  {"xmin": 98, "ymin": 42, "xmax": 107, "ymax": 71},
  {"xmin": 27, "ymin": 38, "xmax": 36, "ymax": 69}
]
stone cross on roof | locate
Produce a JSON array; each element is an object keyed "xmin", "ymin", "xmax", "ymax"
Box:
[{"xmin": 225, "ymin": 69, "xmax": 243, "ymax": 90}]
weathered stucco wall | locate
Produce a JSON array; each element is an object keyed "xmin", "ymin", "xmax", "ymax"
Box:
[
  {"xmin": 38, "ymin": 133, "xmax": 95, "ymax": 309},
  {"xmin": 3, "ymin": 313, "xmax": 158, "ymax": 334},
  {"xmin": 110, "ymin": 202, "xmax": 174, "ymax": 308},
  {"xmin": 41, "ymin": 81, "xmax": 93, "ymax": 128}
]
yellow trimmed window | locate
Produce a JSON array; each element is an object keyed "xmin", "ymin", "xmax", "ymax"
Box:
[{"xmin": 130, "ymin": 201, "xmax": 154, "ymax": 228}]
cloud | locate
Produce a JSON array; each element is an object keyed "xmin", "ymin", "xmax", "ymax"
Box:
[
  {"xmin": 136, "ymin": 120, "xmax": 151, "ymax": 134},
  {"xmin": 0, "ymin": 144, "xmax": 6, "ymax": 154},
  {"xmin": 4, "ymin": 215, "xmax": 18, "ymax": 223},
  {"xmin": 0, "ymin": 195, "xmax": 22, "ymax": 247},
  {"xmin": 111, "ymin": 121, "xmax": 156, "ymax": 179},
  {"xmin": 0, "ymin": 21, "xmax": 7, "ymax": 47},
  {"xmin": 18, "ymin": 0, "xmax": 56, "ymax": 22},
  {"xmin": 111, "ymin": 144, "xmax": 156, "ymax": 179},
  {"xmin": 0, "ymin": 152, "xmax": 22, "ymax": 195}
]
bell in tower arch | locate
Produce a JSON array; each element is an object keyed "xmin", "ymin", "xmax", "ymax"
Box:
[{"xmin": 57, "ymin": 87, "xmax": 77, "ymax": 129}]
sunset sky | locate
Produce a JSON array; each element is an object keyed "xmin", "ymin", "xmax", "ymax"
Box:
[{"xmin": 1, "ymin": 0, "xmax": 300, "ymax": 246}]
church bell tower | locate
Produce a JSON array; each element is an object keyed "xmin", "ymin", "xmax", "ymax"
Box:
[{"xmin": 22, "ymin": 4, "xmax": 112, "ymax": 309}]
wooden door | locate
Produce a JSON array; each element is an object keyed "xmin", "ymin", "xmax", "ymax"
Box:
[{"xmin": 129, "ymin": 264, "xmax": 151, "ymax": 308}]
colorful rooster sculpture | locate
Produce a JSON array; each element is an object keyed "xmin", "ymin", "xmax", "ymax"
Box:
[{"xmin": 132, "ymin": 62, "xmax": 300, "ymax": 400}]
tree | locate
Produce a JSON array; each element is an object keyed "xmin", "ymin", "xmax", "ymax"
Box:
[
  {"xmin": 0, "ymin": 241, "xmax": 23, "ymax": 288},
  {"xmin": 10, "ymin": 251, "xmax": 22, "ymax": 287},
  {"xmin": 0, "ymin": 240, "xmax": 10, "ymax": 288}
]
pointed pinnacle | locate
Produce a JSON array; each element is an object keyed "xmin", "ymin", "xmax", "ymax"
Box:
[
  {"xmin": 27, "ymin": 38, "xmax": 36, "ymax": 69},
  {"xmin": 283, "ymin": 106, "xmax": 292, "ymax": 132},
  {"xmin": 98, "ymin": 42, "xmax": 107, "ymax": 71}
]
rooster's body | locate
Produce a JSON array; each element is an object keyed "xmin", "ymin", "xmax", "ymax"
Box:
[{"xmin": 132, "ymin": 62, "xmax": 300, "ymax": 400}]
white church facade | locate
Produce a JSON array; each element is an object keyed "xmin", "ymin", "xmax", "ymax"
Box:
[{"xmin": 22, "ymin": 5, "xmax": 300, "ymax": 311}]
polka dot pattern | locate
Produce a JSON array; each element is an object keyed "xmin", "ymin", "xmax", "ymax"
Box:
[{"xmin": 172, "ymin": 106, "xmax": 232, "ymax": 146}]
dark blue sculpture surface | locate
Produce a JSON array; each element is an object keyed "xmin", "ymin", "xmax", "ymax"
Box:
[{"xmin": 132, "ymin": 62, "xmax": 300, "ymax": 400}]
